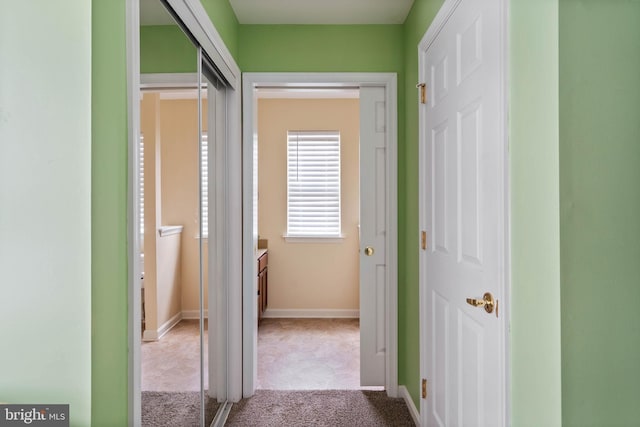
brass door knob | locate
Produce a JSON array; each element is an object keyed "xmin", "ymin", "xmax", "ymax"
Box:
[
  {"xmin": 466, "ymin": 292, "xmax": 496, "ymax": 314},
  {"xmin": 364, "ymin": 247, "xmax": 375, "ymax": 256}
]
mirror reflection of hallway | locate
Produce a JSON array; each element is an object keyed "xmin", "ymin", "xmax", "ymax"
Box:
[
  {"xmin": 138, "ymin": 83, "xmax": 216, "ymax": 423},
  {"xmin": 138, "ymin": 2, "xmax": 222, "ymax": 424}
]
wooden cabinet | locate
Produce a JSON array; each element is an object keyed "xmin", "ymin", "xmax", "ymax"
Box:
[{"xmin": 257, "ymin": 251, "xmax": 268, "ymax": 325}]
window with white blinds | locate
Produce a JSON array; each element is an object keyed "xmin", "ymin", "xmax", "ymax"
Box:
[
  {"xmin": 201, "ymin": 134, "xmax": 208, "ymax": 238},
  {"xmin": 287, "ymin": 131, "xmax": 341, "ymax": 237}
]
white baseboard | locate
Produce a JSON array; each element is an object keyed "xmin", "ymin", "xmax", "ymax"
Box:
[
  {"xmin": 399, "ymin": 385, "xmax": 420, "ymax": 426},
  {"xmin": 142, "ymin": 311, "xmax": 182, "ymax": 341},
  {"xmin": 181, "ymin": 309, "xmax": 209, "ymax": 319},
  {"xmin": 262, "ymin": 308, "xmax": 359, "ymax": 318},
  {"xmin": 142, "ymin": 329, "xmax": 158, "ymax": 342}
]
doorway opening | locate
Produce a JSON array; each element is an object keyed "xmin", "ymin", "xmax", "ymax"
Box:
[
  {"xmin": 253, "ymin": 88, "xmax": 369, "ymax": 391},
  {"xmin": 240, "ymin": 73, "xmax": 398, "ymax": 398}
]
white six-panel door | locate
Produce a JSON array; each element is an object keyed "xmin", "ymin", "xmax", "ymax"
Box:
[
  {"xmin": 419, "ymin": 0, "xmax": 507, "ymax": 425},
  {"xmin": 360, "ymin": 86, "xmax": 387, "ymax": 386}
]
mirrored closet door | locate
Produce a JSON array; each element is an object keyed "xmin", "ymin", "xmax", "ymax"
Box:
[{"xmin": 139, "ymin": 1, "xmax": 227, "ymax": 425}]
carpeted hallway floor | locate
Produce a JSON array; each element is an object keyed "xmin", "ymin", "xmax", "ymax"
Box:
[
  {"xmin": 141, "ymin": 319, "xmax": 415, "ymax": 425},
  {"xmin": 225, "ymin": 390, "xmax": 416, "ymax": 426},
  {"xmin": 141, "ymin": 391, "xmax": 219, "ymax": 426}
]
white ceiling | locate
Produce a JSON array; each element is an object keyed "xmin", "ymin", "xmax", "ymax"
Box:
[{"xmin": 140, "ymin": 0, "xmax": 415, "ymax": 26}]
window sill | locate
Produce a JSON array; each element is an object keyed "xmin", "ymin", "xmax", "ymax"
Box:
[{"xmin": 283, "ymin": 234, "xmax": 345, "ymax": 243}]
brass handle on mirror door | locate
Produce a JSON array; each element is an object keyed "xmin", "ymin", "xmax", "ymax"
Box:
[
  {"xmin": 364, "ymin": 247, "xmax": 375, "ymax": 256},
  {"xmin": 466, "ymin": 292, "xmax": 495, "ymax": 314}
]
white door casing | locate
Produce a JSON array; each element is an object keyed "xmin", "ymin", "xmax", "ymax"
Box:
[
  {"xmin": 241, "ymin": 73, "xmax": 398, "ymax": 398},
  {"xmin": 419, "ymin": 0, "xmax": 508, "ymax": 426},
  {"xmin": 359, "ymin": 86, "xmax": 387, "ymax": 386}
]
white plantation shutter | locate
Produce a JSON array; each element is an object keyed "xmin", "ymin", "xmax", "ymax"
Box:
[
  {"xmin": 201, "ymin": 134, "xmax": 208, "ymax": 237},
  {"xmin": 287, "ymin": 131, "xmax": 341, "ymax": 237},
  {"xmin": 139, "ymin": 134, "xmax": 145, "ymax": 236}
]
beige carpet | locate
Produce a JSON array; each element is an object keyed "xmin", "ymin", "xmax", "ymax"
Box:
[
  {"xmin": 225, "ymin": 390, "xmax": 416, "ymax": 426},
  {"xmin": 258, "ymin": 318, "xmax": 369, "ymax": 390},
  {"xmin": 141, "ymin": 391, "xmax": 219, "ymax": 427}
]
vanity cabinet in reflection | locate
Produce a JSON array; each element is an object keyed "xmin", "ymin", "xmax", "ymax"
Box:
[{"xmin": 257, "ymin": 251, "xmax": 268, "ymax": 325}]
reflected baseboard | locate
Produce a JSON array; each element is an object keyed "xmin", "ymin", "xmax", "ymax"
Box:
[
  {"xmin": 181, "ymin": 309, "xmax": 209, "ymax": 320},
  {"xmin": 142, "ymin": 311, "xmax": 182, "ymax": 342},
  {"xmin": 142, "ymin": 309, "xmax": 210, "ymax": 342}
]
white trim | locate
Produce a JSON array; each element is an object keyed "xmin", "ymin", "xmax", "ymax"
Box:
[
  {"xmin": 140, "ymin": 73, "xmax": 199, "ymax": 88},
  {"xmin": 158, "ymin": 90, "xmax": 207, "ymax": 100},
  {"xmin": 211, "ymin": 401, "xmax": 233, "ymax": 427},
  {"xmin": 282, "ymin": 235, "xmax": 345, "ymax": 243},
  {"xmin": 417, "ymin": 0, "xmax": 510, "ymax": 425},
  {"xmin": 126, "ymin": 0, "xmax": 141, "ymax": 426},
  {"xmin": 226, "ymin": 67, "xmax": 244, "ymax": 404},
  {"xmin": 165, "ymin": 0, "xmax": 240, "ymax": 89},
  {"xmin": 142, "ymin": 311, "xmax": 182, "ymax": 341},
  {"xmin": 142, "ymin": 330, "xmax": 158, "ymax": 342},
  {"xmin": 501, "ymin": 0, "xmax": 512, "ymax": 422},
  {"xmin": 182, "ymin": 309, "xmax": 210, "ymax": 319},
  {"xmin": 262, "ymin": 309, "xmax": 360, "ymax": 319},
  {"xmin": 417, "ymin": 0, "xmax": 463, "ymax": 52},
  {"xmin": 257, "ymin": 88, "xmax": 360, "ymax": 99},
  {"xmin": 399, "ymin": 386, "xmax": 420, "ymax": 426},
  {"xmin": 158, "ymin": 225, "xmax": 184, "ymax": 237},
  {"xmin": 241, "ymin": 72, "xmax": 398, "ymax": 399}
]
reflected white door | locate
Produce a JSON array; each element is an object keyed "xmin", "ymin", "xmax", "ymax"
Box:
[
  {"xmin": 360, "ymin": 86, "xmax": 387, "ymax": 386},
  {"xmin": 419, "ymin": 0, "xmax": 506, "ymax": 425}
]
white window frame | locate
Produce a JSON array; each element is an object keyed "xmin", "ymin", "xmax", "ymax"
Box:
[{"xmin": 285, "ymin": 130, "xmax": 342, "ymax": 240}]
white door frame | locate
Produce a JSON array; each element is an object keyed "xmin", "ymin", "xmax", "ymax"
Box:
[
  {"xmin": 125, "ymin": 0, "xmax": 243, "ymax": 424},
  {"xmin": 240, "ymin": 72, "xmax": 398, "ymax": 398},
  {"xmin": 417, "ymin": 0, "xmax": 511, "ymax": 424}
]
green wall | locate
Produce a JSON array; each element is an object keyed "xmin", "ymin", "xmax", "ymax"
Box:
[
  {"xmin": 402, "ymin": 0, "xmax": 445, "ymax": 408},
  {"xmin": 0, "ymin": 1, "xmax": 92, "ymax": 426},
  {"xmin": 141, "ymin": 25, "xmax": 197, "ymax": 73},
  {"xmin": 238, "ymin": 25, "xmax": 403, "ymax": 72},
  {"xmin": 510, "ymin": 0, "xmax": 563, "ymax": 425},
  {"xmin": 559, "ymin": 1, "xmax": 640, "ymax": 425},
  {"xmin": 201, "ymin": 0, "xmax": 239, "ymax": 59},
  {"xmin": 140, "ymin": 0, "xmax": 239, "ymax": 74},
  {"xmin": 92, "ymin": 0, "xmax": 129, "ymax": 425}
]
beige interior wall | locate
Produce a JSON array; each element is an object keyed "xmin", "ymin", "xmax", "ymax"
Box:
[
  {"xmin": 141, "ymin": 93, "xmax": 160, "ymax": 333},
  {"xmin": 258, "ymin": 98, "xmax": 360, "ymax": 310},
  {"xmin": 159, "ymin": 98, "xmax": 209, "ymax": 314},
  {"xmin": 140, "ymin": 94, "xmax": 209, "ymax": 335}
]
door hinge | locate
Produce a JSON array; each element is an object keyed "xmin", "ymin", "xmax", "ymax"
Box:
[
  {"xmin": 421, "ymin": 230, "xmax": 427, "ymax": 250},
  {"xmin": 416, "ymin": 83, "xmax": 427, "ymax": 104},
  {"xmin": 422, "ymin": 378, "xmax": 428, "ymax": 399}
]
